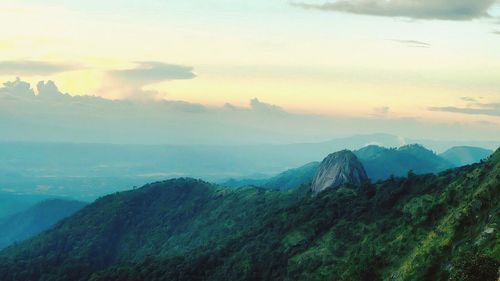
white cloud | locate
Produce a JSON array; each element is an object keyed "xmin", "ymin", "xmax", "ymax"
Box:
[
  {"xmin": 293, "ymin": 0, "xmax": 497, "ymax": 20},
  {"xmin": 1, "ymin": 78, "xmax": 499, "ymax": 144},
  {"xmin": 0, "ymin": 60, "xmax": 79, "ymax": 75},
  {"xmin": 100, "ymin": 62, "xmax": 196, "ymax": 100}
]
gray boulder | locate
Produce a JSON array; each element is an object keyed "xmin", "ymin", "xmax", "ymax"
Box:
[{"xmin": 311, "ymin": 150, "xmax": 368, "ymax": 194}]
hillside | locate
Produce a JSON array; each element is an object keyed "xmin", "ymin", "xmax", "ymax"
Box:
[
  {"xmin": 440, "ymin": 146, "xmax": 493, "ymax": 167},
  {"xmin": 0, "ymin": 199, "xmax": 87, "ymax": 250},
  {"xmin": 0, "ymin": 149, "xmax": 499, "ymax": 281},
  {"xmin": 263, "ymin": 162, "xmax": 319, "ymax": 191},
  {"xmin": 223, "ymin": 144, "xmax": 456, "ymax": 190},
  {"xmin": 0, "ymin": 192, "xmax": 53, "ymax": 219},
  {"xmin": 354, "ymin": 144, "xmax": 454, "ymax": 181},
  {"xmin": 220, "ymin": 162, "xmax": 319, "ymax": 190}
]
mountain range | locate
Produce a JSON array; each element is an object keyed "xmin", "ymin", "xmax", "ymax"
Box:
[
  {"xmin": 0, "ymin": 199, "xmax": 86, "ymax": 250},
  {"xmin": 0, "ymin": 192, "xmax": 54, "ymax": 219},
  {"xmin": 0, "ymin": 137, "xmax": 494, "ymax": 200},
  {"xmin": 0, "ymin": 148, "xmax": 498, "ymax": 281},
  {"xmin": 222, "ymin": 144, "xmax": 491, "ymax": 190}
]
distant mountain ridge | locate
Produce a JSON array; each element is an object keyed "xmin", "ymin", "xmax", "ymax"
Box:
[
  {"xmin": 1, "ymin": 136, "xmax": 496, "ymax": 199},
  {"xmin": 0, "ymin": 192, "xmax": 54, "ymax": 219},
  {"xmin": 222, "ymin": 144, "xmax": 478, "ymax": 190},
  {"xmin": 222, "ymin": 161, "xmax": 319, "ymax": 191},
  {"xmin": 0, "ymin": 199, "xmax": 86, "ymax": 250},
  {"xmin": 355, "ymin": 144, "xmax": 453, "ymax": 181},
  {"xmin": 440, "ymin": 146, "xmax": 493, "ymax": 166}
]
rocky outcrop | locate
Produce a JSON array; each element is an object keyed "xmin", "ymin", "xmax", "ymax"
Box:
[{"xmin": 311, "ymin": 150, "xmax": 368, "ymax": 194}]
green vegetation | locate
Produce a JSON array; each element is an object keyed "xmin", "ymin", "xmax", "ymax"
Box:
[
  {"xmin": 0, "ymin": 199, "xmax": 86, "ymax": 250},
  {"xmin": 263, "ymin": 162, "xmax": 320, "ymax": 190},
  {"xmin": 0, "ymin": 192, "xmax": 53, "ymax": 219},
  {"xmin": 0, "ymin": 150, "xmax": 499, "ymax": 281},
  {"xmin": 355, "ymin": 144, "xmax": 454, "ymax": 181},
  {"xmin": 224, "ymin": 144, "xmax": 456, "ymax": 191}
]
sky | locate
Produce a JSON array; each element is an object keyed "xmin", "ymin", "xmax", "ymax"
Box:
[{"xmin": 1, "ymin": 0, "xmax": 500, "ymax": 143}]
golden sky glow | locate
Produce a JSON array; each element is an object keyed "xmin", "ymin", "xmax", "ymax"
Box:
[{"xmin": 1, "ymin": 0, "xmax": 500, "ymax": 130}]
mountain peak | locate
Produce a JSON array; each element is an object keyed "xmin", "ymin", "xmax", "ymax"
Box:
[{"xmin": 311, "ymin": 150, "xmax": 368, "ymax": 194}]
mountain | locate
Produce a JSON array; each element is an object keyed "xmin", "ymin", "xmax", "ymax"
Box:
[
  {"xmin": 440, "ymin": 146, "xmax": 493, "ymax": 167},
  {"xmin": 311, "ymin": 150, "xmax": 368, "ymax": 194},
  {"xmin": 354, "ymin": 144, "xmax": 454, "ymax": 181},
  {"xmin": 1, "ymin": 138, "xmax": 496, "ymax": 200},
  {"xmin": 0, "ymin": 192, "xmax": 54, "ymax": 219},
  {"xmin": 0, "ymin": 199, "xmax": 87, "ymax": 250},
  {"xmin": 222, "ymin": 162, "xmax": 320, "ymax": 191},
  {"xmin": 0, "ymin": 135, "xmax": 404, "ymax": 199},
  {"xmin": 263, "ymin": 162, "xmax": 320, "ymax": 191},
  {"xmin": 0, "ymin": 149, "xmax": 499, "ymax": 281},
  {"xmin": 223, "ymin": 144, "xmax": 454, "ymax": 190}
]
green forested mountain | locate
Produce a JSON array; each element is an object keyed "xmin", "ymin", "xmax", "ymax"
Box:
[
  {"xmin": 0, "ymin": 149, "xmax": 499, "ymax": 281},
  {"xmin": 224, "ymin": 144, "xmax": 455, "ymax": 190},
  {"xmin": 262, "ymin": 162, "xmax": 319, "ymax": 190},
  {"xmin": 220, "ymin": 162, "xmax": 320, "ymax": 190},
  {"xmin": 0, "ymin": 192, "xmax": 54, "ymax": 219},
  {"xmin": 0, "ymin": 199, "xmax": 87, "ymax": 250},
  {"xmin": 354, "ymin": 144, "xmax": 454, "ymax": 181},
  {"xmin": 440, "ymin": 146, "xmax": 493, "ymax": 167}
]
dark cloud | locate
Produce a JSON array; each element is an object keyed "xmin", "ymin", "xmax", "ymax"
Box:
[
  {"xmin": 493, "ymin": 30, "xmax": 500, "ymax": 35},
  {"xmin": 429, "ymin": 102, "xmax": 500, "ymax": 117},
  {"xmin": 0, "ymin": 60, "xmax": 79, "ymax": 75},
  {"xmin": 292, "ymin": 0, "xmax": 496, "ymax": 20},
  {"xmin": 392, "ymin": 39, "xmax": 431, "ymax": 48}
]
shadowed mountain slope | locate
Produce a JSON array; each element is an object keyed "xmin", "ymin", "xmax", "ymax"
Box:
[{"xmin": 0, "ymin": 199, "xmax": 87, "ymax": 250}]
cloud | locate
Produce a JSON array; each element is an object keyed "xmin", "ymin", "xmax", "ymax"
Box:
[
  {"xmin": 36, "ymin": 80, "xmax": 72, "ymax": 99},
  {"xmin": 392, "ymin": 39, "xmax": 430, "ymax": 48},
  {"xmin": 477, "ymin": 120, "xmax": 498, "ymax": 126},
  {"xmin": 1, "ymin": 79, "xmax": 499, "ymax": 145},
  {"xmin": 0, "ymin": 77, "xmax": 34, "ymax": 98},
  {"xmin": 108, "ymin": 62, "xmax": 196, "ymax": 83},
  {"xmin": 429, "ymin": 102, "xmax": 500, "ymax": 117},
  {"xmin": 159, "ymin": 100, "xmax": 206, "ymax": 113},
  {"xmin": 493, "ymin": 30, "xmax": 500, "ymax": 34},
  {"xmin": 460, "ymin": 96, "xmax": 478, "ymax": 102},
  {"xmin": 222, "ymin": 99, "xmax": 286, "ymax": 115},
  {"xmin": 101, "ymin": 62, "xmax": 196, "ymax": 100},
  {"xmin": 250, "ymin": 98, "xmax": 285, "ymax": 113},
  {"xmin": 372, "ymin": 106, "xmax": 390, "ymax": 117},
  {"xmin": 292, "ymin": 0, "xmax": 497, "ymax": 20},
  {"xmin": 0, "ymin": 60, "xmax": 78, "ymax": 75}
]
